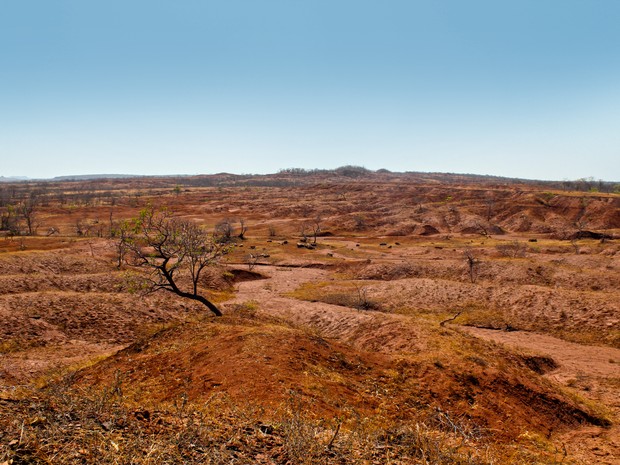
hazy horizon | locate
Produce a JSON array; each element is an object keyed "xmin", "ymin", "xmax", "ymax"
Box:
[
  {"xmin": 2, "ymin": 1, "xmax": 619, "ymax": 181},
  {"xmin": 0, "ymin": 165, "xmax": 620, "ymax": 184}
]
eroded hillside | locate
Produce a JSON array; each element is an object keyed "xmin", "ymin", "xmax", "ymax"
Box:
[{"xmin": 1, "ymin": 172, "xmax": 619, "ymax": 464}]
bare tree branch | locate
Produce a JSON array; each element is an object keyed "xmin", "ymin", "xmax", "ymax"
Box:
[{"xmin": 118, "ymin": 207, "xmax": 229, "ymax": 316}]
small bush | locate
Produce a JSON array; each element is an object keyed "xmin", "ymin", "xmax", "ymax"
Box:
[{"xmin": 495, "ymin": 240, "xmax": 527, "ymax": 258}]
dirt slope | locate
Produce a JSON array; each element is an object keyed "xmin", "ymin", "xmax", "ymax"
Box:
[{"xmin": 461, "ymin": 327, "xmax": 620, "ymax": 464}]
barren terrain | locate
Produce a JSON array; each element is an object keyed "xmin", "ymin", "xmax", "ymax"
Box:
[{"xmin": 0, "ymin": 170, "xmax": 618, "ymax": 464}]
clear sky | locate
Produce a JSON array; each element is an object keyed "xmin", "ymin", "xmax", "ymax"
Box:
[{"xmin": 1, "ymin": 1, "xmax": 619, "ymax": 181}]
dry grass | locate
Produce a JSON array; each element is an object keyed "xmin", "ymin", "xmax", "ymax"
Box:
[
  {"xmin": 1, "ymin": 175, "xmax": 618, "ymax": 464},
  {"xmin": 1, "ymin": 348, "xmax": 595, "ymax": 465},
  {"xmin": 0, "ymin": 378, "xmax": 506, "ymax": 465},
  {"xmin": 287, "ymin": 280, "xmax": 382, "ymax": 311}
]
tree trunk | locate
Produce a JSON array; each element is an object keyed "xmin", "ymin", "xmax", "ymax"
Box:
[{"xmin": 175, "ymin": 290, "xmax": 223, "ymax": 316}]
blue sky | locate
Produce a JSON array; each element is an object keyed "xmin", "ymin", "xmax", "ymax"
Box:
[{"xmin": 1, "ymin": 1, "xmax": 619, "ymax": 181}]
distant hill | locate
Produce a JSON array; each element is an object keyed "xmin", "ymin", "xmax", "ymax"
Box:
[
  {"xmin": 50, "ymin": 174, "xmax": 142, "ymax": 181},
  {"xmin": 0, "ymin": 169, "xmax": 616, "ymax": 193},
  {"xmin": 0, "ymin": 176, "xmax": 29, "ymax": 182}
]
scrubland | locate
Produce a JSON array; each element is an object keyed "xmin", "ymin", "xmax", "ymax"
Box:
[{"xmin": 1, "ymin": 171, "xmax": 619, "ymax": 464}]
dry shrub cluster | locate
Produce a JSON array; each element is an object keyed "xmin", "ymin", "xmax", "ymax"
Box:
[
  {"xmin": 313, "ymin": 288, "xmax": 381, "ymax": 311},
  {"xmin": 289, "ymin": 282, "xmax": 382, "ymax": 312},
  {"xmin": 0, "ymin": 377, "xmax": 502, "ymax": 465},
  {"xmin": 495, "ymin": 241, "xmax": 527, "ymax": 259},
  {"xmin": 356, "ymin": 262, "xmax": 418, "ymax": 281}
]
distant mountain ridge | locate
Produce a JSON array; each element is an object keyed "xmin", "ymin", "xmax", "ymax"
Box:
[
  {"xmin": 0, "ymin": 169, "xmax": 617, "ymax": 189},
  {"xmin": 50, "ymin": 174, "xmax": 141, "ymax": 181},
  {"xmin": 0, "ymin": 176, "xmax": 29, "ymax": 182}
]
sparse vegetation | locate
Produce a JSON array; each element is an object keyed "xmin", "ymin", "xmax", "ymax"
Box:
[
  {"xmin": 496, "ymin": 240, "xmax": 527, "ymax": 258},
  {"xmin": 0, "ymin": 380, "xmax": 505, "ymax": 465},
  {"xmin": 214, "ymin": 217, "xmax": 235, "ymax": 243},
  {"xmin": 1, "ymin": 172, "xmax": 619, "ymax": 465}
]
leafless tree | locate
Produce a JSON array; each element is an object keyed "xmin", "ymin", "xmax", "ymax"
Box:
[
  {"xmin": 310, "ymin": 216, "xmax": 322, "ymax": 245},
  {"xmin": 114, "ymin": 221, "xmax": 131, "ymax": 268},
  {"xmin": 474, "ymin": 221, "xmax": 490, "ymax": 238},
  {"xmin": 354, "ymin": 285, "xmax": 373, "ymax": 310},
  {"xmin": 484, "ymin": 194, "xmax": 495, "ymax": 221},
  {"xmin": 299, "ymin": 217, "xmax": 321, "ymax": 245},
  {"xmin": 215, "ymin": 218, "xmax": 234, "ymax": 243},
  {"xmin": 19, "ymin": 196, "xmax": 39, "ymax": 236},
  {"xmin": 237, "ymin": 218, "xmax": 247, "ymax": 240},
  {"xmin": 496, "ymin": 240, "xmax": 527, "ymax": 258},
  {"xmin": 464, "ymin": 248, "xmax": 480, "ymax": 283},
  {"xmin": 118, "ymin": 207, "xmax": 229, "ymax": 316},
  {"xmin": 574, "ymin": 219, "xmax": 588, "ymax": 238},
  {"xmin": 299, "ymin": 222, "xmax": 309, "ymax": 243},
  {"xmin": 108, "ymin": 207, "xmax": 115, "ymax": 238},
  {"xmin": 245, "ymin": 253, "xmax": 258, "ymax": 271}
]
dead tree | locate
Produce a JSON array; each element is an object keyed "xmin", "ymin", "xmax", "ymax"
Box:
[
  {"xmin": 215, "ymin": 218, "xmax": 234, "ymax": 243},
  {"xmin": 108, "ymin": 207, "xmax": 115, "ymax": 238},
  {"xmin": 354, "ymin": 285, "xmax": 373, "ymax": 310},
  {"xmin": 484, "ymin": 195, "xmax": 495, "ymax": 221},
  {"xmin": 119, "ymin": 207, "xmax": 228, "ymax": 316},
  {"xmin": 496, "ymin": 240, "xmax": 527, "ymax": 258},
  {"xmin": 114, "ymin": 222, "xmax": 131, "ymax": 268},
  {"xmin": 474, "ymin": 221, "xmax": 490, "ymax": 238},
  {"xmin": 311, "ymin": 216, "xmax": 322, "ymax": 245},
  {"xmin": 19, "ymin": 197, "xmax": 39, "ymax": 236},
  {"xmin": 245, "ymin": 253, "xmax": 258, "ymax": 271},
  {"xmin": 574, "ymin": 220, "xmax": 588, "ymax": 238},
  {"xmin": 299, "ymin": 222, "xmax": 309, "ymax": 243},
  {"xmin": 464, "ymin": 248, "xmax": 480, "ymax": 283},
  {"xmin": 237, "ymin": 218, "xmax": 247, "ymax": 240}
]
